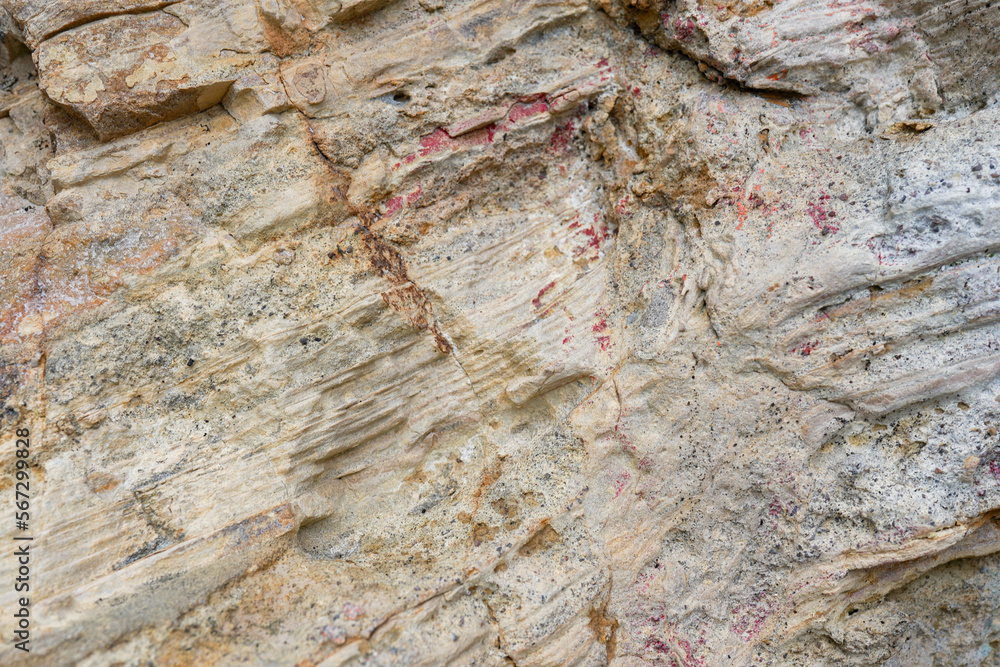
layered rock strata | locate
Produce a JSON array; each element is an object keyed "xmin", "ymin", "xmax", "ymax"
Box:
[{"xmin": 1, "ymin": 0, "xmax": 999, "ymax": 664}]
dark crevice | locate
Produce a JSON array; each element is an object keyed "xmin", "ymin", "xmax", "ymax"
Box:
[
  {"xmin": 303, "ymin": 114, "xmax": 455, "ymax": 354},
  {"xmin": 363, "ymin": 580, "xmax": 465, "ymax": 642},
  {"xmin": 597, "ymin": 3, "xmax": 807, "ymax": 104},
  {"xmin": 481, "ymin": 594, "xmax": 520, "ymax": 666}
]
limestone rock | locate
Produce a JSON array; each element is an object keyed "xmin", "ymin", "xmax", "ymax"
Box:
[
  {"xmin": 0, "ymin": 0, "xmax": 998, "ymax": 665},
  {"xmin": 36, "ymin": 0, "xmax": 269, "ymax": 139}
]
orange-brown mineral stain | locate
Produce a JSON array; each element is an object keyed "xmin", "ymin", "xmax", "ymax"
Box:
[
  {"xmin": 35, "ymin": 223, "xmax": 186, "ymax": 334},
  {"xmin": 0, "ymin": 199, "xmax": 52, "ymax": 343}
]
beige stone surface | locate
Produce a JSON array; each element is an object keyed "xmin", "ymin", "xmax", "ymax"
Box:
[{"xmin": 0, "ymin": 0, "xmax": 999, "ymax": 665}]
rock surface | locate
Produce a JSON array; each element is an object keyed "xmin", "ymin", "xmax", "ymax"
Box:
[{"xmin": 0, "ymin": 0, "xmax": 998, "ymax": 665}]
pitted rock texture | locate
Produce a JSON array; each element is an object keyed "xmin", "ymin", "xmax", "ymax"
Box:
[{"xmin": 0, "ymin": 0, "xmax": 999, "ymax": 665}]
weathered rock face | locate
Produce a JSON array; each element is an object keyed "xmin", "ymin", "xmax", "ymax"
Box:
[{"xmin": 1, "ymin": 0, "xmax": 998, "ymax": 664}]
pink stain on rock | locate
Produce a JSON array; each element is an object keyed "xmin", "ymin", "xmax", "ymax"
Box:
[
  {"xmin": 382, "ymin": 186, "xmax": 422, "ymax": 217},
  {"xmin": 612, "ymin": 470, "xmax": 631, "ymax": 498},
  {"xmin": 989, "ymin": 460, "xmax": 1000, "ymax": 485},
  {"xmin": 807, "ymin": 195, "xmax": 839, "ymax": 235},
  {"xmin": 643, "ymin": 621, "xmax": 710, "ymax": 667},
  {"xmin": 550, "ymin": 119, "xmax": 577, "ymax": 153},
  {"xmin": 791, "ymin": 340, "xmax": 819, "ymax": 357},
  {"xmin": 732, "ymin": 593, "xmax": 774, "ymax": 642},
  {"xmin": 384, "ymin": 196, "xmax": 404, "ymax": 217},
  {"xmin": 615, "ymin": 196, "xmax": 634, "ymax": 217},
  {"xmin": 532, "ymin": 281, "xmax": 556, "ymax": 309},
  {"xmin": 342, "ymin": 603, "xmax": 365, "ymax": 620},
  {"xmin": 401, "ymin": 91, "xmax": 575, "ymax": 169},
  {"xmin": 418, "ymin": 127, "xmax": 455, "ymax": 156},
  {"xmin": 674, "ymin": 17, "xmax": 697, "ymax": 42},
  {"xmin": 573, "ymin": 219, "xmax": 612, "ymax": 258},
  {"xmin": 507, "ymin": 97, "xmax": 550, "ymax": 123}
]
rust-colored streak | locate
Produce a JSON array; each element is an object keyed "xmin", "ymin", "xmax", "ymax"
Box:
[
  {"xmin": 587, "ymin": 586, "xmax": 619, "ymax": 662},
  {"xmin": 332, "ymin": 182, "xmax": 452, "ymax": 354}
]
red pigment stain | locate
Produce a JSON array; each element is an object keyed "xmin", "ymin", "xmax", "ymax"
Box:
[
  {"xmin": 597, "ymin": 335, "xmax": 612, "ymax": 351},
  {"xmin": 616, "ymin": 196, "xmax": 634, "ymax": 217},
  {"xmin": 791, "ymin": 340, "xmax": 819, "ymax": 357},
  {"xmin": 643, "ymin": 631, "xmax": 709, "ymax": 667},
  {"xmin": 807, "ymin": 194, "xmax": 839, "ymax": 235},
  {"xmin": 382, "ymin": 186, "xmax": 422, "ymax": 217},
  {"xmin": 342, "ymin": 603, "xmax": 365, "ymax": 620},
  {"xmin": 384, "ymin": 196, "xmax": 404, "ymax": 216},
  {"xmin": 847, "ymin": 25, "xmax": 884, "ymax": 54},
  {"xmin": 562, "ymin": 335, "xmax": 574, "ymax": 344},
  {"xmin": 532, "ymin": 281, "xmax": 556, "ymax": 309},
  {"xmin": 989, "ymin": 460, "xmax": 1000, "ymax": 485},
  {"xmin": 612, "ymin": 470, "xmax": 631, "ymax": 498},
  {"xmin": 615, "ymin": 408, "xmax": 635, "ymax": 454},
  {"xmin": 632, "ymin": 85, "xmax": 642, "ymax": 99},
  {"xmin": 674, "ymin": 17, "xmax": 697, "ymax": 42},
  {"xmin": 403, "ymin": 93, "xmax": 558, "ymax": 166},
  {"xmin": 418, "ymin": 128, "xmax": 454, "ymax": 156},
  {"xmin": 508, "ymin": 98, "xmax": 550, "ymax": 123},
  {"xmin": 865, "ymin": 236, "xmax": 888, "ymax": 266},
  {"xmin": 635, "ymin": 569, "xmax": 657, "ymax": 595},
  {"xmin": 645, "ymin": 637, "xmax": 673, "ymax": 655},
  {"xmin": 414, "ymin": 119, "xmax": 496, "ymax": 159},
  {"xmin": 732, "ymin": 593, "xmax": 774, "ymax": 642},
  {"xmin": 400, "ymin": 86, "xmax": 592, "ymax": 171},
  {"xmin": 592, "ymin": 318, "xmax": 608, "ymax": 333},
  {"xmin": 573, "ymin": 220, "xmax": 612, "ymax": 258},
  {"xmin": 550, "ymin": 119, "xmax": 576, "ymax": 153},
  {"xmin": 767, "ymin": 69, "xmax": 789, "ymax": 81}
]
